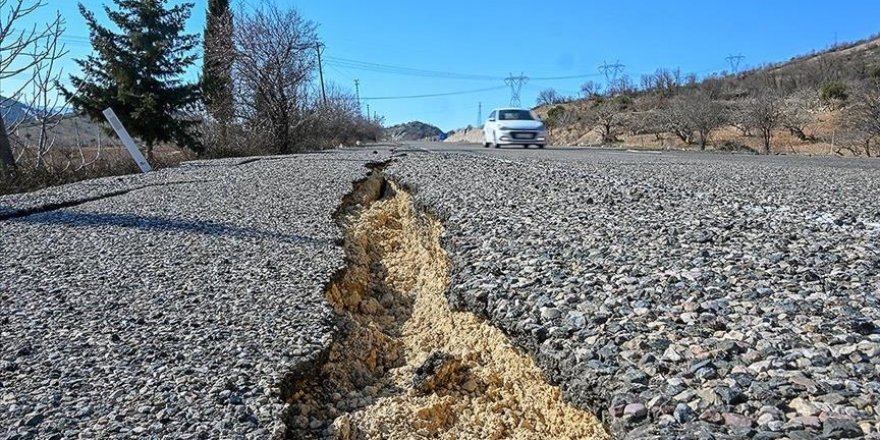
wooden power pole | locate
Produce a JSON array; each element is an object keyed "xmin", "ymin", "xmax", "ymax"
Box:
[{"xmin": 316, "ymin": 42, "xmax": 327, "ymax": 104}]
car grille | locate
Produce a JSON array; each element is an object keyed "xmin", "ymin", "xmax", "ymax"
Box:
[{"xmin": 511, "ymin": 132, "xmax": 536, "ymax": 140}]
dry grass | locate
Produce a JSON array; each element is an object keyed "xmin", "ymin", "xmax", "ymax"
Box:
[
  {"xmin": 541, "ymin": 107, "xmax": 872, "ymax": 156},
  {"xmin": 0, "ymin": 113, "xmax": 194, "ymax": 195},
  {"xmin": 1, "ymin": 144, "xmax": 190, "ymax": 196}
]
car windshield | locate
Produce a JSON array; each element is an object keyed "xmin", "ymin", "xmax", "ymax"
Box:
[{"xmin": 498, "ymin": 110, "xmax": 535, "ymax": 121}]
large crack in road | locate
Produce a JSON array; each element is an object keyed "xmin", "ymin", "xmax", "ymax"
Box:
[{"xmin": 283, "ymin": 166, "xmax": 610, "ymax": 439}]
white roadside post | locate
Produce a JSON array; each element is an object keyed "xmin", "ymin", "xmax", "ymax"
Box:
[{"xmin": 102, "ymin": 107, "xmax": 153, "ymax": 173}]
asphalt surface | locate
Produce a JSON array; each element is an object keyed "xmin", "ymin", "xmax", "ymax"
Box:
[
  {"xmin": 3, "ymin": 142, "xmax": 880, "ymax": 439},
  {"xmin": 1, "ymin": 152, "xmax": 378, "ymax": 439},
  {"xmin": 392, "ymin": 142, "xmax": 880, "ymax": 440}
]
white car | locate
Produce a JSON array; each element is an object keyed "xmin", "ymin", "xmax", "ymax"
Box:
[{"xmin": 483, "ymin": 108, "xmax": 547, "ymax": 149}]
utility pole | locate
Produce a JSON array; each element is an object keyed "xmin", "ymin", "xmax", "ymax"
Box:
[
  {"xmin": 477, "ymin": 102, "xmax": 482, "ymax": 125},
  {"xmin": 725, "ymin": 54, "xmax": 745, "ymax": 74},
  {"xmin": 354, "ymin": 79, "xmax": 361, "ymax": 114},
  {"xmin": 366, "ymin": 103, "xmax": 371, "ymax": 120},
  {"xmin": 316, "ymin": 42, "xmax": 327, "ymax": 104},
  {"xmin": 504, "ymin": 73, "xmax": 528, "ymax": 107}
]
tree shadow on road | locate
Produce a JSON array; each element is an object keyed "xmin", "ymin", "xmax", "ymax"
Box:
[{"xmin": 8, "ymin": 210, "xmax": 332, "ymax": 246}]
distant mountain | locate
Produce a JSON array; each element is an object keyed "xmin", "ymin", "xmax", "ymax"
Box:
[
  {"xmin": 0, "ymin": 96, "xmax": 37, "ymax": 125},
  {"xmin": 384, "ymin": 121, "xmax": 443, "ymax": 141}
]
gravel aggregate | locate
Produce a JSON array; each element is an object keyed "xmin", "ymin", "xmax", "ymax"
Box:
[
  {"xmin": 4, "ymin": 143, "xmax": 880, "ymax": 439},
  {"xmin": 1, "ymin": 151, "xmax": 379, "ymax": 439},
  {"xmin": 389, "ymin": 145, "xmax": 880, "ymax": 439}
]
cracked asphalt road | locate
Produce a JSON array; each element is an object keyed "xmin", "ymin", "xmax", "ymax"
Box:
[
  {"xmin": 3, "ymin": 143, "xmax": 880, "ymax": 439},
  {"xmin": 1, "ymin": 152, "xmax": 378, "ymax": 439}
]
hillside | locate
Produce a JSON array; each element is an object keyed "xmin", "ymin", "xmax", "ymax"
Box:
[
  {"xmin": 447, "ymin": 35, "xmax": 880, "ymax": 156},
  {"xmin": 445, "ymin": 126, "xmax": 483, "ymax": 143},
  {"xmin": 384, "ymin": 121, "xmax": 443, "ymax": 141},
  {"xmin": 1, "ymin": 97, "xmax": 36, "ymax": 125},
  {"xmin": 542, "ymin": 36, "xmax": 880, "ymax": 155},
  {"xmin": 766, "ymin": 35, "xmax": 880, "ymax": 77},
  {"xmin": 11, "ymin": 113, "xmax": 123, "ymax": 149}
]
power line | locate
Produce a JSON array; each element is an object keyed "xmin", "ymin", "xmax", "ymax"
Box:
[
  {"xmin": 504, "ymin": 73, "xmax": 528, "ymax": 107},
  {"xmin": 360, "ymin": 85, "xmax": 506, "ymax": 101},
  {"xmin": 324, "ymin": 56, "xmax": 500, "ymax": 81},
  {"xmin": 531, "ymin": 72, "xmax": 604, "ymax": 81}
]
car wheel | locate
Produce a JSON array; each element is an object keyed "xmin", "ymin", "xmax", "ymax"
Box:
[
  {"xmin": 483, "ymin": 142, "xmax": 490, "ymax": 148},
  {"xmin": 538, "ymin": 144, "xmax": 545, "ymax": 149},
  {"xmin": 523, "ymin": 144, "xmax": 529, "ymax": 149}
]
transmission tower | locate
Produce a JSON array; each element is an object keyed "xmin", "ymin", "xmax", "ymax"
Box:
[
  {"xmin": 725, "ymin": 54, "xmax": 745, "ymax": 74},
  {"xmin": 598, "ymin": 60, "xmax": 625, "ymax": 85},
  {"xmin": 477, "ymin": 102, "xmax": 482, "ymax": 125},
  {"xmin": 504, "ymin": 73, "xmax": 528, "ymax": 107}
]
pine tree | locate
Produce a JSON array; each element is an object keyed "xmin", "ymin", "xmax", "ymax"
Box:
[
  {"xmin": 61, "ymin": 0, "xmax": 202, "ymax": 157},
  {"xmin": 203, "ymin": 0, "xmax": 234, "ymax": 124}
]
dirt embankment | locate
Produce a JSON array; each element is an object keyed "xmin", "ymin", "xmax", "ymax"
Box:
[{"xmin": 445, "ymin": 127, "xmax": 484, "ymax": 144}]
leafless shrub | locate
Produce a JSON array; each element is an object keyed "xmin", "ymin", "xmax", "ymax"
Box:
[
  {"xmin": 608, "ymin": 75, "xmax": 637, "ymax": 97},
  {"xmin": 536, "ymin": 88, "xmax": 565, "ymax": 107},
  {"xmin": 664, "ymin": 91, "xmax": 727, "ymax": 149},
  {"xmin": 204, "ymin": 3, "xmax": 381, "ymax": 158},
  {"xmin": 0, "ymin": 0, "xmax": 66, "ymax": 169},
  {"xmin": 629, "ymin": 110, "xmax": 668, "ymax": 144},
  {"xmin": 233, "ymin": 4, "xmax": 318, "ymax": 154},
  {"xmin": 737, "ymin": 92, "xmax": 789, "ymax": 154},
  {"xmin": 641, "ymin": 68, "xmax": 682, "ymax": 98},
  {"xmin": 21, "ymin": 24, "xmax": 67, "ymax": 168},
  {"xmin": 585, "ymin": 96, "xmax": 631, "ymax": 143},
  {"xmin": 580, "ymin": 80, "xmax": 601, "ymax": 99},
  {"xmin": 782, "ymin": 90, "xmax": 820, "ymax": 143},
  {"xmin": 841, "ymin": 82, "xmax": 880, "ymax": 156}
]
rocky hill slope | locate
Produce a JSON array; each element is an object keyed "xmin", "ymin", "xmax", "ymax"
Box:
[
  {"xmin": 384, "ymin": 121, "xmax": 443, "ymax": 141},
  {"xmin": 448, "ymin": 35, "xmax": 880, "ymax": 155}
]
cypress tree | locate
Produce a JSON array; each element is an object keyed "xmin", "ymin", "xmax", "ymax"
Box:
[
  {"xmin": 203, "ymin": 0, "xmax": 234, "ymax": 124},
  {"xmin": 62, "ymin": 0, "xmax": 202, "ymax": 157}
]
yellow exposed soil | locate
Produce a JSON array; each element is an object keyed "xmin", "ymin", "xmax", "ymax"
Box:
[{"xmin": 285, "ymin": 172, "xmax": 608, "ymax": 440}]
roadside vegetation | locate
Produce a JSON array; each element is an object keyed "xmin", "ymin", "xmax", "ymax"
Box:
[
  {"xmin": 539, "ymin": 36, "xmax": 880, "ymax": 155},
  {"xmin": 0, "ymin": 0, "xmax": 381, "ymax": 195}
]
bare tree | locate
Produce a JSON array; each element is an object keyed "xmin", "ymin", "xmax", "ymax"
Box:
[
  {"xmin": 629, "ymin": 110, "xmax": 668, "ymax": 145},
  {"xmin": 643, "ymin": 68, "xmax": 682, "ymax": 97},
  {"xmin": 844, "ymin": 82, "xmax": 880, "ymax": 156},
  {"xmin": 536, "ymin": 88, "xmax": 564, "ymax": 107},
  {"xmin": 24, "ymin": 24, "xmax": 67, "ymax": 169},
  {"xmin": 609, "ymin": 75, "xmax": 637, "ymax": 96},
  {"xmin": 667, "ymin": 91, "xmax": 727, "ymax": 150},
  {"xmin": 0, "ymin": 0, "xmax": 65, "ymax": 169},
  {"xmin": 782, "ymin": 90, "xmax": 819, "ymax": 143},
  {"xmin": 234, "ymin": 4, "xmax": 318, "ymax": 154},
  {"xmin": 580, "ymin": 80, "xmax": 600, "ymax": 99},
  {"xmin": 739, "ymin": 92, "xmax": 788, "ymax": 154},
  {"xmin": 586, "ymin": 96, "xmax": 630, "ymax": 143}
]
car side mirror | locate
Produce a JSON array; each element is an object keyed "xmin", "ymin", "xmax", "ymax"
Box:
[{"xmin": 488, "ymin": 118, "xmax": 495, "ymax": 122}]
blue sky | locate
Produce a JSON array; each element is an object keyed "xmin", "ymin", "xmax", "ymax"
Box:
[{"xmin": 16, "ymin": 0, "xmax": 880, "ymax": 130}]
